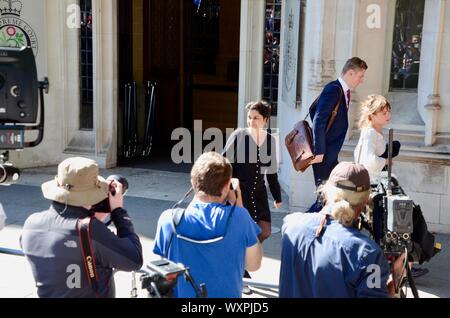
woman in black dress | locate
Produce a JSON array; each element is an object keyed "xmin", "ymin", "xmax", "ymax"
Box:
[{"xmin": 225, "ymin": 101, "xmax": 282, "ymax": 243}]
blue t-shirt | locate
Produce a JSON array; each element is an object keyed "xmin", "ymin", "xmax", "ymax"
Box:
[
  {"xmin": 153, "ymin": 201, "xmax": 261, "ymax": 298},
  {"xmin": 279, "ymin": 213, "xmax": 390, "ymax": 298}
]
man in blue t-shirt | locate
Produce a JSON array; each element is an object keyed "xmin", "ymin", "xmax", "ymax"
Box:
[{"xmin": 153, "ymin": 152, "xmax": 263, "ymax": 298}]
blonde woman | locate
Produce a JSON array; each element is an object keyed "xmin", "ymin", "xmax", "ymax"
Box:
[
  {"xmin": 280, "ymin": 162, "xmax": 406, "ymax": 298},
  {"xmin": 354, "ymin": 95, "xmax": 400, "ymax": 184}
]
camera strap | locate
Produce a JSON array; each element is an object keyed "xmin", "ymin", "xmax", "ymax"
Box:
[{"xmin": 77, "ymin": 217, "xmax": 100, "ymax": 298}]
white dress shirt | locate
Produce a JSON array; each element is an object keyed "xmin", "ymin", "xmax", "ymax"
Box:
[
  {"xmin": 354, "ymin": 126, "xmax": 387, "ymax": 183},
  {"xmin": 338, "ymin": 77, "xmax": 350, "ymax": 106}
]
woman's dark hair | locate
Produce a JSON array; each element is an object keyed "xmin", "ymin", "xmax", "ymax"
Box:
[{"xmin": 245, "ymin": 100, "xmax": 272, "ymax": 120}]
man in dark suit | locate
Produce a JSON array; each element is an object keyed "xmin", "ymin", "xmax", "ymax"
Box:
[{"xmin": 308, "ymin": 57, "xmax": 368, "ymax": 212}]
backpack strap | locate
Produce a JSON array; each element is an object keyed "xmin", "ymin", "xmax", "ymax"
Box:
[
  {"xmin": 164, "ymin": 208, "xmax": 186, "ymax": 257},
  {"xmin": 77, "ymin": 217, "xmax": 100, "ymax": 298}
]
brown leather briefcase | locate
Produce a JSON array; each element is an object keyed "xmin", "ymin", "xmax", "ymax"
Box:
[
  {"xmin": 285, "ymin": 87, "xmax": 343, "ymax": 173},
  {"xmin": 285, "ymin": 120, "xmax": 315, "ymax": 173}
]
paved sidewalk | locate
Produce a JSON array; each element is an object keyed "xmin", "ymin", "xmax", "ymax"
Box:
[{"xmin": 0, "ymin": 166, "xmax": 448, "ymax": 298}]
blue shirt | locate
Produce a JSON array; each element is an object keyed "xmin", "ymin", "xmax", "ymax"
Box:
[
  {"xmin": 279, "ymin": 212, "xmax": 390, "ymax": 298},
  {"xmin": 153, "ymin": 201, "xmax": 261, "ymax": 298}
]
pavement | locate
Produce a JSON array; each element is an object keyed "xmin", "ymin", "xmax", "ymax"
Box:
[{"xmin": 0, "ymin": 165, "xmax": 449, "ymax": 298}]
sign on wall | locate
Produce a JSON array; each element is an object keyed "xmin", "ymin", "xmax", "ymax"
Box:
[{"xmin": 281, "ymin": 0, "xmax": 301, "ymax": 108}]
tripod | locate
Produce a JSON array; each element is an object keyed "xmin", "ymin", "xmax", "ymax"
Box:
[{"xmin": 395, "ymin": 248, "xmax": 420, "ymax": 298}]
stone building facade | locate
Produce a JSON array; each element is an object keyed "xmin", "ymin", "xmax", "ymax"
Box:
[{"xmin": 4, "ymin": 0, "xmax": 450, "ymax": 232}]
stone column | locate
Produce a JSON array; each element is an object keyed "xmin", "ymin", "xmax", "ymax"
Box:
[
  {"xmin": 238, "ymin": 0, "xmax": 265, "ymax": 128},
  {"xmin": 300, "ymin": 0, "xmax": 340, "ymax": 123},
  {"xmin": 419, "ymin": 0, "xmax": 445, "ymax": 146},
  {"xmin": 92, "ymin": 0, "xmax": 118, "ymax": 168}
]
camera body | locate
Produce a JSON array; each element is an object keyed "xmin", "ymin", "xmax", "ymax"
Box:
[
  {"xmin": 366, "ymin": 176, "xmax": 416, "ymax": 258},
  {"xmin": 0, "ymin": 47, "xmax": 38, "ymax": 124},
  {"xmin": 140, "ymin": 259, "xmax": 187, "ymax": 298},
  {"xmin": 381, "ymin": 194, "xmax": 414, "ymax": 257},
  {"xmin": 0, "ymin": 46, "xmax": 49, "ymax": 186},
  {"xmin": 91, "ymin": 175, "xmax": 129, "ymax": 213}
]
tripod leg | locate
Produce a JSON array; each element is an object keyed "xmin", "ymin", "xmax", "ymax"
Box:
[{"xmin": 406, "ymin": 264, "xmax": 420, "ymax": 298}]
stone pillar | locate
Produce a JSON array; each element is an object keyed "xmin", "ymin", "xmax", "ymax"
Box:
[
  {"xmin": 92, "ymin": 0, "xmax": 118, "ymax": 168},
  {"xmin": 304, "ymin": 0, "xmax": 337, "ymax": 102},
  {"xmin": 424, "ymin": 94, "xmax": 442, "ymax": 145},
  {"xmin": 238, "ymin": 0, "xmax": 265, "ymax": 128},
  {"xmin": 419, "ymin": 0, "xmax": 445, "ymax": 146}
]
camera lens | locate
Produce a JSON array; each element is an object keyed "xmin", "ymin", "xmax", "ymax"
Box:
[
  {"xmin": 0, "ymin": 164, "xmax": 20, "ymax": 185},
  {"xmin": 386, "ymin": 232, "xmax": 393, "ymax": 241},
  {"xmin": 107, "ymin": 175, "xmax": 129, "ymax": 195},
  {"xmin": 403, "ymin": 233, "xmax": 410, "ymax": 241}
]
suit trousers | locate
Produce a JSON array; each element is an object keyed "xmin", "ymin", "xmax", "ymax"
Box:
[{"xmin": 307, "ymin": 160, "xmax": 339, "ymax": 213}]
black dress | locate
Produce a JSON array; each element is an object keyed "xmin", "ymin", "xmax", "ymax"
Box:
[{"xmin": 225, "ymin": 129, "xmax": 282, "ymax": 223}]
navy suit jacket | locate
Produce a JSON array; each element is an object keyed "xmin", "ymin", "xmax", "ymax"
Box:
[{"xmin": 311, "ymin": 80, "xmax": 348, "ymax": 165}]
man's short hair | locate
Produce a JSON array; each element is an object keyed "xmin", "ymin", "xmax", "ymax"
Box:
[
  {"xmin": 191, "ymin": 152, "xmax": 232, "ymax": 197},
  {"xmin": 342, "ymin": 57, "xmax": 368, "ymax": 75}
]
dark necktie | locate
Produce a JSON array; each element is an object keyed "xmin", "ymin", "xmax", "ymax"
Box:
[{"xmin": 346, "ymin": 89, "xmax": 351, "ymax": 108}]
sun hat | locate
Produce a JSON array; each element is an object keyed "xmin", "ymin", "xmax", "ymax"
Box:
[{"xmin": 41, "ymin": 157, "xmax": 109, "ymax": 207}]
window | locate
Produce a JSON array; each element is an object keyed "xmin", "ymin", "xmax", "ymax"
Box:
[
  {"xmin": 263, "ymin": 0, "xmax": 282, "ymax": 116},
  {"xmin": 80, "ymin": 0, "xmax": 94, "ymax": 130},
  {"xmin": 389, "ymin": 0, "xmax": 425, "ymax": 91}
]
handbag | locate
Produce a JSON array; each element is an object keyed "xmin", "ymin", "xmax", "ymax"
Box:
[{"xmin": 285, "ymin": 86, "xmax": 343, "ymax": 173}]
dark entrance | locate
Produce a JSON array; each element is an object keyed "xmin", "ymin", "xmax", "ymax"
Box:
[{"xmin": 117, "ymin": 0, "xmax": 241, "ymax": 171}]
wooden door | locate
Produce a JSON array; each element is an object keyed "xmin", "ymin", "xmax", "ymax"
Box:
[{"xmin": 144, "ymin": 0, "xmax": 184, "ymax": 146}]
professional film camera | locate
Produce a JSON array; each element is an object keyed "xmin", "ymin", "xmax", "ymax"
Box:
[
  {"xmin": 359, "ymin": 129, "xmax": 441, "ymax": 298},
  {"xmin": 0, "ymin": 46, "xmax": 49, "ymax": 185},
  {"xmin": 132, "ymin": 258, "xmax": 207, "ymax": 298}
]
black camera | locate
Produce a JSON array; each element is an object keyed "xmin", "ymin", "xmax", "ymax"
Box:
[
  {"xmin": 91, "ymin": 175, "xmax": 129, "ymax": 213},
  {"xmin": 138, "ymin": 258, "xmax": 207, "ymax": 298},
  {"xmin": 0, "ymin": 47, "xmax": 38, "ymax": 124},
  {"xmin": 369, "ymin": 177, "xmax": 415, "ymax": 258},
  {"xmin": 140, "ymin": 259, "xmax": 187, "ymax": 298},
  {"xmin": 0, "ymin": 46, "xmax": 50, "ymax": 186}
]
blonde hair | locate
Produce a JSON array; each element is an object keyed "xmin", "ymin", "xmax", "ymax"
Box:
[
  {"xmin": 358, "ymin": 94, "xmax": 391, "ymax": 129},
  {"xmin": 318, "ymin": 181, "xmax": 370, "ymax": 227}
]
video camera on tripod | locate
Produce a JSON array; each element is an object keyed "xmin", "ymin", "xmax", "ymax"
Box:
[
  {"xmin": 0, "ymin": 46, "xmax": 49, "ymax": 185},
  {"xmin": 359, "ymin": 129, "xmax": 442, "ymax": 298}
]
